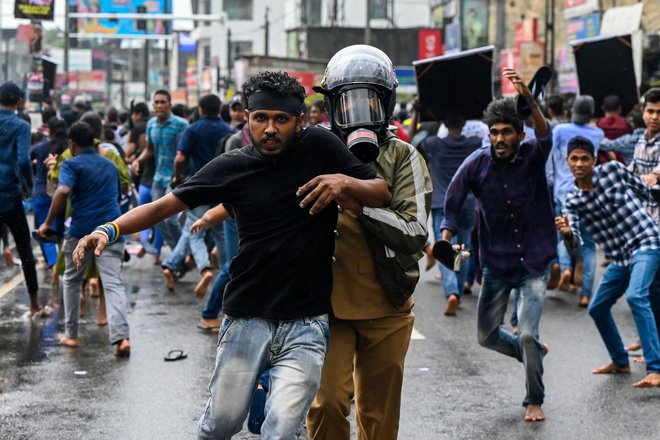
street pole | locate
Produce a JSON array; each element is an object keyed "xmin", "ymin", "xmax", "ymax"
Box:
[
  {"xmin": 264, "ymin": 7, "xmax": 269, "ymax": 56},
  {"xmin": 365, "ymin": 0, "xmax": 371, "ymax": 45},
  {"xmin": 63, "ymin": 0, "xmax": 70, "ymax": 88},
  {"xmin": 144, "ymin": 39, "xmax": 150, "ymax": 101},
  {"xmin": 495, "ymin": 0, "xmax": 505, "ymax": 51},
  {"xmin": 227, "ymin": 28, "xmax": 232, "ymax": 85}
]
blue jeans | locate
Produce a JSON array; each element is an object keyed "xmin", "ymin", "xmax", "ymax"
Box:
[
  {"xmin": 163, "ymin": 205, "xmax": 224, "ymax": 273},
  {"xmin": 587, "ymin": 249, "xmax": 660, "ymax": 374},
  {"xmin": 202, "ymin": 219, "xmax": 238, "ymax": 319},
  {"xmin": 556, "ymin": 201, "xmax": 596, "ymax": 297},
  {"xmin": 138, "ymin": 184, "xmax": 163, "ymax": 256},
  {"xmin": 151, "ymin": 182, "xmax": 181, "ymax": 250},
  {"xmin": 197, "ymin": 314, "xmax": 329, "ymax": 440},
  {"xmin": 478, "ymin": 269, "xmax": 546, "ymax": 406},
  {"xmin": 432, "ymin": 207, "xmax": 474, "ymax": 298},
  {"xmin": 32, "ymin": 194, "xmax": 58, "ymax": 267}
]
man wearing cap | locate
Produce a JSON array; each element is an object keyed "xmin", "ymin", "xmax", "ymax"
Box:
[
  {"xmin": 70, "ymin": 71, "xmax": 391, "ymax": 439},
  {"xmin": 0, "ymin": 80, "xmax": 49, "ymax": 317},
  {"xmin": 550, "ymin": 95, "xmax": 605, "ymax": 306},
  {"xmin": 556, "ymin": 136, "xmax": 660, "ymax": 388}
]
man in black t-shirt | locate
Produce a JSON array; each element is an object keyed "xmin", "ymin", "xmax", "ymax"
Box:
[{"xmin": 71, "ymin": 71, "xmax": 391, "ymax": 439}]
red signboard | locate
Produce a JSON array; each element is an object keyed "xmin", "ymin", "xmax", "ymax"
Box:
[
  {"xmin": 418, "ymin": 30, "xmax": 443, "ymax": 60},
  {"xmin": 288, "ymin": 72, "xmax": 318, "ymax": 96},
  {"xmin": 500, "ymin": 48, "xmax": 519, "ymax": 97}
]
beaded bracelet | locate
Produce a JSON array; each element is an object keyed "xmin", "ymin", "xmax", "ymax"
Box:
[{"xmin": 92, "ymin": 223, "xmax": 118, "ymax": 243}]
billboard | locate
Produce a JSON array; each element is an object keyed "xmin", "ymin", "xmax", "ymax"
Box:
[
  {"xmin": 15, "ymin": 0, "xmax": 55, "ymax": 21},
  {"xmin": 69, "ymin": 0, "xmax": 172, "ymax": 36},
  {"xmin": 461, "ymin": 0, "xmax": 488, "ymax": 50},
  {"xmin": 566, "ymin": 13, "xmax": 600, "ymax": 42},
  {"xmin": 418, "ymin": 30, "xmax": 443, "ymax": 60},
  {"xmin": 563, "ymin": 0, "xmax": 599, "ymax": 20}
]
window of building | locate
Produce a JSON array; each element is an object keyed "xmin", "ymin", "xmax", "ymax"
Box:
[
  {"xmin": 301, "ymin": 0, "xmax": 322, "ymax": 26},
  {"xmin": 229, "ymin": 41, "xmax": 253, "ymax": 65},
  {"xmin": 224, "ymin": 0, "xmax": 253, "ymax": 20}
]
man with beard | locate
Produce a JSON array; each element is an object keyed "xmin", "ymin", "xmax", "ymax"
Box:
[
  {"xmin": 70, "ymin": 71, "xmax": 391, "ymax": 439},
  {"xmin": 438, "ymin": 68, "xmax": 554, "ymax": 422}
]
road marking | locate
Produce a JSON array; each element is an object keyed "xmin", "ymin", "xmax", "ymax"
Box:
[
  {"xmin": 0, "ymin": 273, "xmax": 24, "ymax": 301},
  {"xmin": 411, "ymin": 327, "xmax": 426, "ymax": 340}
]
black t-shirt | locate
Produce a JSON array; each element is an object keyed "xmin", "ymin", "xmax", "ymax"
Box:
[
  {"xmin": 172, "ymin": 126, "xmax": 377, "ymax": 319},
  {"xmin": 130, "ymin": 121, "xmax": 155, "ymax": 187}
]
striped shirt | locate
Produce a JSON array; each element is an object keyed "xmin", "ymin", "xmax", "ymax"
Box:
[
  {"xmin": 628, "ymin": 130, "xmax": 660, "ymax": 222},
  {"xmin": 563, "ymin": 161, "xmax": 660, "ymax": 267},
  {"xmin": 146, "ymin": 113, "xmax": 188, "ymax": 187}
]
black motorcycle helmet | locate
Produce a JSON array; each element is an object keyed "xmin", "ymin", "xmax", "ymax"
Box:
[{"xmin": 314, "ymin": 45, "xmax": 398, "ymax": 162}]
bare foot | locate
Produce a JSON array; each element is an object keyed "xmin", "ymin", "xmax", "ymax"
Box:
[
  {"xmin": 591, "ymin": 362, "xmax": 630, "ymax": 374},
  {"xmin": 444, "ymin": 294, "xmax": 460, "ymax": 316},
  {"xmin": 210, "ymin": 247, "xmax": 219, "ymax": 269},
  {"xmin": 194, "ymin": 270, "xmax": 214, "ymax": 298},
  {"xmin": 59, "ymin": 335, "xmax": 81, "ymax": 347},
  {"xmin": 163, "ymin": 268, "xmax": 175, "ymax": 291},
  {"xmin": 114, "ymin": 339, "xmax": 131, "ymax": 357},
  {"xmin": 136, "ymin": 246, "xmax": 146, "ymax": 258},
  {"xmin": 625, "ymin": 341, "xmax": 642, "ymax": 352},
  {"xmin": 557, "ymin": 269, "xmax": 572, "ymax": 292},
  {"xmin": 97, "ymin": 318, "xmax": 108, "ymax": 326},
  {"xmin": 578, "ymin": 295, "xmax": 590, "ymax": 308},
  {"xmin": 30, "ymin": 305, "xmax": 53, "ymax": 319},
  {"xmin": 633, "ymin": 356, "xmax": 645, "ymax": 364},
  {"xmin": 633, "ymin": 372, "xmax": 660, "ymax": 388},
  {"xmin": 543, "ymin": 343, "xmax": 549, "ymax": 356},
  {"xmin": 424, "ymin": 244, "xmax": 435, "ymax": 271},
  {"xmin": 524, "ymin": 404, "xmax": 545, "ymax": 422},
  {"xmin": 89, "ymin": 278, "xmax": 100, "ymax": 298},
  {"xmin": 3, "ymin": 247, "xmax": 14, "ymax": 266}
]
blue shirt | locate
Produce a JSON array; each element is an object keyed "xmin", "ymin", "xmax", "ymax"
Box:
[
  {"xmin": 0, "ymin": 109, "xmax": 31, "ymax": 212},
  {"xmin": 422, "ymin": 135, "xmax": 481, "ymax": 210},
  {"xmin": 564, "ymin": 161, "xmax": 660, "ymax": 266},
  {"xmin": 441, "ymin": 132, "xmax": 557, "ymax": 282},
  {"xmin": 146, "ymin": 113, "xmax": 188, "ymax": 187},
  {"xmin": 551, "ymin": 122, "xmax": 604, "ymax": 204},
  {"xmin": 177, "ymin": 116, "xmax": 231, "ymax": 175},
  {"xmin": 58, "ymin": 149, "xmax": 121, "ymax": 238}
]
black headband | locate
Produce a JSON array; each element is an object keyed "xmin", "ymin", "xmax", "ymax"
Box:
[{"xmin": 247, "ymin": 90, "xmax": 303, "ymax": 116}]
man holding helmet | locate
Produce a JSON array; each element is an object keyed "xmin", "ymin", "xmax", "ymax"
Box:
[{"xmin": 307, "ymin": 45, "xmax": 432, "ymax": 440}]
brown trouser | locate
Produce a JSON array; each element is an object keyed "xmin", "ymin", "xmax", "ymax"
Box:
[{"xmin": 307, "ymin": 311, "xmax": 415, "ymax": 440}]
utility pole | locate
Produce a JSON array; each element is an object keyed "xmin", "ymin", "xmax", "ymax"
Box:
[
  {"xmin": 264, "ymin": 7, "xmax": 270, "ymax": 56},
  {"xmin": 365, "ymin": 0, "xmax": 371, "ymax": 45},
  {"xmin": 227, "ymin": 28, "xmax": 232, "ymax": 86},
  {"xmin": 495, "ymin": 0, "xmax": 505, "ymax": 51},
  {"xmin": 63, "ymin": 0, "xmax": 69, "ymax": 87},
  {"xmin": 544, "ymin": 0, "xmax": 556, "ymax": 94}
]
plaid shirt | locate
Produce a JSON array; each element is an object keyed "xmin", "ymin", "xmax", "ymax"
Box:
[
  {"xmin": 563, "ymin": 161, "xmax": 660, "ymax": 267},
  {"xmin": 441, "ymin": 132, "xmax": 557, "ymax": 282},
  {"xmin": 146, "ymin": 113, "xmax": 188, "ymax": 187},
  {"xmin": 628, "ymin": 129, "xmax": 660, "ymax": 223}
]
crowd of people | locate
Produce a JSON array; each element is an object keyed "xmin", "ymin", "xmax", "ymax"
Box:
[{"xmin": 1, "ymin": 41, "xmax": 659, "ymax": 439}]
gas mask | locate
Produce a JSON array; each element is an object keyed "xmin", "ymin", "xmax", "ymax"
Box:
[{"xmin": 314, "ymin": 45, "xmax": 398, "ymax": 163}]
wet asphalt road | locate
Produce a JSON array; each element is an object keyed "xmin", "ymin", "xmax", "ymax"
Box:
[{"xmin": 1, "ymin": 242, "xmax": 660, "ymax": 440}]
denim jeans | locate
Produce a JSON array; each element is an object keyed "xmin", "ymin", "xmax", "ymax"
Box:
[
  {"xmin": 432, "ymin": 207, "xmax": 474, "ymax": 298},
  {"xmin": 556, "ymin": 201, "xmax": 596, "ymax": 297},
  {"xmin": 197, "ymin": 314, "xmax": 329, "ymax": 440},
  {"xmin": 478, "ymin": 269, "xmax": 546, "ymax": 406},
  {"xmin": 202, "ymin": 219, "xmax": 238, "ymax": 319},
  {"xmin": 163, "ymin": 205, "xmax": 224, "ymax": 273},
  {"xmin": 587, "ymin": 249, "xmax": 660, "ymax": 374},
  {"xmin": 151, "ymin": 182, "xmax": 181, "ymax": 250},
  {"xmin": 137, "ymin": 184, "xmax": 163, "ymax": 256}
]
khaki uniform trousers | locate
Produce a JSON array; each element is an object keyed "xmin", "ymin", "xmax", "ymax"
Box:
[{"xmin": 307, "ymin": 311, "xmax": 414, "ymax": 440}]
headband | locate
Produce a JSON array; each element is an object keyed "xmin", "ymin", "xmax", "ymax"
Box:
[{"xmin": 247, "ymin": 90, "xmax": 303, "ymax": 117}]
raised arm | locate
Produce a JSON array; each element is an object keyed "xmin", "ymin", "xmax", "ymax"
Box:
[{"xmin": 503, "ymin": 68, "xmax": 549, "ymax": 139}]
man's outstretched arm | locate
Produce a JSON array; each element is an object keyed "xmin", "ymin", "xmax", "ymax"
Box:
[{"xmin": 73, "ymin": 193, "xmax": 188, "ymax": 267}]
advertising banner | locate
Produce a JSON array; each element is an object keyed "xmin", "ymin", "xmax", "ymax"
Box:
[
  {"xmin": 566, "ymin": 13, "xmax": 600, "ymax": 42},
  {"xmin": 69, "ymin": 0, "xmax": 171, "ymax": 36},
  {"xmin": 460, "ymin": 0, "xmax": 488, "ymax": 50},
  {"xmin": 563, "ymin": 0, "xmax": 599, "ymax": 20},
  {"xmin": 418, "ymin": 30, "xmax": 443, "ymax": 60},
  {"xmin": 15, "ymin": 0, "xmax": 55, "ymax": 21}
]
